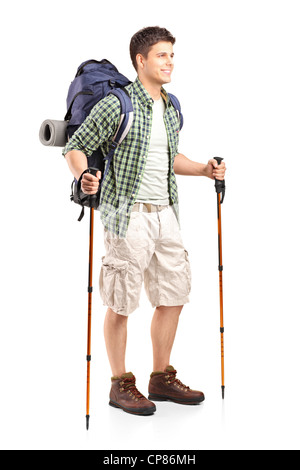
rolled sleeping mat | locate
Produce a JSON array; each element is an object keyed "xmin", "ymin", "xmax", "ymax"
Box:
[{"xmin": 39, "ymin": 119, "xmax": 68, "ymax": 147}]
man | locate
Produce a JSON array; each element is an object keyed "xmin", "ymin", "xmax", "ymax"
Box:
[{"xmin": 63, "ymin": 26, "xmax": 226, "ymax": 416}]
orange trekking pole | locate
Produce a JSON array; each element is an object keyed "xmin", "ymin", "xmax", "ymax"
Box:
[
  {"xmin": 86, "ymin": 206, "xmax": 94, "ymax": 429},
  {"xmin": 73, "ymin": 167, "xmax": 99, "ymax": 430},
  {"xmin": 214, "ymin": 157, "xmax": 226, "ymax": 399}
]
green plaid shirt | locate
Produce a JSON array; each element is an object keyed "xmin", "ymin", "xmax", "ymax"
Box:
[{"xmin": 62, "ymin": 77, "xmax": 181, "ymax": 237}]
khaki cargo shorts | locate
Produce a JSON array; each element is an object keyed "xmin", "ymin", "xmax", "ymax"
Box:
[{"xmin": 99, "ymin": 204, "xmax": 191, "ymax": 316}]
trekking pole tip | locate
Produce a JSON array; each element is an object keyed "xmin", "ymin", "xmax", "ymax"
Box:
[
  {"xmin": 221, "ymin": 386, "xmax": 225, "ymax": 399},
  {"xmin": 86, "ymin": 415, "xmax": 90, "ymax": 430}
]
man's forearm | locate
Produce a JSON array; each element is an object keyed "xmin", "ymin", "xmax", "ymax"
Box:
[
  {"xmin": 65, "ymin": 150, "xmax": 88, "ymax": 180},
  {"xmin": 173, "ymin": 153, "xmax": 207, "ymax": 176}
]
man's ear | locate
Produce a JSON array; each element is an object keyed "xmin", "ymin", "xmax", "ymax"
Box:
[{"xmin": 136, "ymin": 53, "xmax": 145, "ymax": 70}]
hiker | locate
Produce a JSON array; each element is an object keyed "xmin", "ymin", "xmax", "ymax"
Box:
[{"xmin": 63, "ymin": 26, "xmax": 226, "ymax": 415}]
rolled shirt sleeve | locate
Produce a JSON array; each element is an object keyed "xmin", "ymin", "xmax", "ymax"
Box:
[{"xmin": 62, "ymin": 94, "xmax": 121, "ymax": 158}]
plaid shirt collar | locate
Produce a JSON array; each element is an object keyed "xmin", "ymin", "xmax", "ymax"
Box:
[{"xmin": 132, "ymin": 77, "xmax": 171, "ymax": 107}]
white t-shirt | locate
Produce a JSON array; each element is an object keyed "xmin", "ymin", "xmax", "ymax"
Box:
[{"xmin": 136, "ymin": 96, "xmax": 169, "ymax": 205}]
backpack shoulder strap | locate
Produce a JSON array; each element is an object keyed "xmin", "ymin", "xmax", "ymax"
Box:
[
  {"xmin": 101, "ymin": 88, "xmax": 134, "ymax": 183},
  {"xmin": 168, "ymin": 93, "xmax": 184, "ymax": 130},
  {"xmin": 108, "ymin": 88, "xmax": 134, "ymax": 144}
]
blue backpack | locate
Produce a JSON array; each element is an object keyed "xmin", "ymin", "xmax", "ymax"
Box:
[{"xmin": 65, "ymin": 59, "xmax": 183, "ymax": 219}]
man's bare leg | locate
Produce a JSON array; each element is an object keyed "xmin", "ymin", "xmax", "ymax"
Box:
[
  {"xmin": 104, "ymin": 307, "xmax": 128, "ymax": 377},
  {"xmin": 150, "ymin": 305, "xmax": 183, "ymax": 371}
]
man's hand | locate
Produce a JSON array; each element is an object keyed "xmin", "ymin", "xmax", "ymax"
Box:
[
  {"xmin": 81, "ymin": 171, "xmax": 101, "ymax": 194},
  {"xmin": 204, "ymin": 159, "xmax": 226, "ymax": 180}
]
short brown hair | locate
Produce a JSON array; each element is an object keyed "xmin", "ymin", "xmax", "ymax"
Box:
[{"xmin": 130, "ymin": 26, "xmax": 176, "ymax": 71}]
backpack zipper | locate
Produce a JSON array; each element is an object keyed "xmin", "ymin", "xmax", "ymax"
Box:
[{"xmin": 65, "ymin": 90, "xmax": 93, "ymax": 121}]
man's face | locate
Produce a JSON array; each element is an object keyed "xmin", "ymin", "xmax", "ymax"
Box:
[{"xmin": 138, "ymin": 41, "xmax": 174, "ymax": 86}]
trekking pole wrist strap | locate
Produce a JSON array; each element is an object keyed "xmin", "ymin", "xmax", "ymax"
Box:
[{"xmin": 70, "ymin": 167, "xmax": 101, "ymax": 221}]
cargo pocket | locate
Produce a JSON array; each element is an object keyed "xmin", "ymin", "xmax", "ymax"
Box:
[
  {"xmin": 99, "ymin": 256, "xmax": 129, "ymax": 314},
  {"xmin": 184, "ymin": 250, "xmax": 192, "ymax": 294}
]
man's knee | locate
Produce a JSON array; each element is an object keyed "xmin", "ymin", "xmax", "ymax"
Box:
[
  {"xmin": 106, "ymin": 307, "xmax": 129, "ymax": 323},
  {"xmin": 155, "ymin": 305, "xmax": 184, "ymax": 314}
]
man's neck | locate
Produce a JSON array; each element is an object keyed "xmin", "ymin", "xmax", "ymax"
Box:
[{"xmin": 138, "ymin": 76, "xmax": 162, "ymax": 101}]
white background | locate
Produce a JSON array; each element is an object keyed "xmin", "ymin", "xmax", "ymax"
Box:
[{"xmin": 1, "ymin": 0, "xmax": 300, "ymax": 451}]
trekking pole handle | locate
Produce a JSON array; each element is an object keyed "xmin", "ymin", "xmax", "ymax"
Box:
[
  {"xmin": 86, "ymin": 167, "xmax": 100, "ymax": 178},
  {"xmin": 77, "ymin": 167, "xmax": 101, "ymax": 191},
  {"xmin": 214, "ymin": 157, "xmax": 223, "ymax": 166},
  {"xmin": 214, "ymin": 157, "xmax": 225, "ymax": 204},
  {"xmin": 78, "ymin": 167, "xmax": 99, "ymax": 181},
  {"xmin": 75, "ymin": 168, "xmax": 101, "ymax": 209}
]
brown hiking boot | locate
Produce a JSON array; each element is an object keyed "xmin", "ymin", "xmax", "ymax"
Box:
[
  {"xmin": 148, "ymin": 365, "xmax": 205, "ymax": 405},
  {"xmin": 109, "ymin": 372, "xmax": 156, "ymax": 415}
]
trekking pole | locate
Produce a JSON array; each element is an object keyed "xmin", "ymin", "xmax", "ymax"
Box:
[
  {"xmin": 86, "ymin": 206, "xmax": 94, "ymax": 429},
  {"xmin": 214, "ymin": 157, "xmax": 226, "ymax": 399}
]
